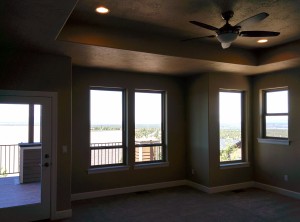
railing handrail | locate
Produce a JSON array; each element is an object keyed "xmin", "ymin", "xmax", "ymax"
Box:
[
  {"xmin": 90, "ymin": 140, "xmax": 161, "ymax": 147},
  {"xmin": 90, "ymin": 142, "xmax": 122, "ymax": 147}
]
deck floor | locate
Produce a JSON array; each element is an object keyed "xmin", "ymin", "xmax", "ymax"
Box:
[{"xmin": 0, "ymin": 176, "xmax": 41, "ymax": 208}]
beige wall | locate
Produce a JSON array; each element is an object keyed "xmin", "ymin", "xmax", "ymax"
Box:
[
  {"xmin": 186, "ymin": 73, "xmax": 253, "ymax": 187},
  {"xmin": 252, "ymin": 69, "xmax": 300, "ymax": 192},
  {"xmin": 1, "ymin": 48, "xmax": 299, "ymax": 215},
  {"xmin": 186, "ymin": 74, "xmax": 210, "ymax": 186},
  {"xmin": 0, "ymin": 50, "xmax": 72, "ymax": 211},
  {"xmin": 72, "ymin": 66, "xmax": 186, "ymax": 194}
]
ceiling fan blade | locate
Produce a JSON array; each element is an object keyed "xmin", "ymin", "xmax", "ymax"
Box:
[
  {"xmin": 239, "ymin": 31, "xmax": 280, "ymax": 37},
  {"xmin": 235, "ymin": 12, "xmax": 269, "ymax": 29},
  {"xmin": 189, "ymin": 21, "xmax": 219, "ymax": 31},
  {"xmin": 182, "ymin": 35, "xmax": 216, "ymax": 42}
]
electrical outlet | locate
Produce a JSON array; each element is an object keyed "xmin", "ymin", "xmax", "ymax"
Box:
[
  {"xmin": 191, "ymin": 169, "xmax": 195, "ymax": 175},
  {"xmin": 284, "ymin": 175, "xmax": 288, "ymax": 181},
  {"xmin": 62, "ymin": 145, "xmax": 68, "ymax": 153}
]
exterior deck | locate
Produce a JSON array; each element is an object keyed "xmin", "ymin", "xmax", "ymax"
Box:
[{"xmin": 0, "ymin": 176, "xmax": 40, "ymax": 208}]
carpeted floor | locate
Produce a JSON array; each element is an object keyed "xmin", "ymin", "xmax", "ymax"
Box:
[{"xmin": 55, "ymin": 186, "xmax": 300, "ymax": 222}]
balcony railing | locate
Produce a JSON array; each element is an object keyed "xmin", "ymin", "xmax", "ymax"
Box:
[
  {"xmin": 135, "ymin": 145, "xmax": 162, "ymax": 162},
  {"xmin": 1, "ymin": 142, "xmax": 163, "ymax": 173},
  {"xmin": 90, "ymin": 141, "xmax": 162, "ymax": 166},
  {"xmin": 0, "ymin": 144, "xmax": 20, "ymax": 176},
  {"xmin": 91, "ymin": 142, "xmax": 123, "ymax": 166}
]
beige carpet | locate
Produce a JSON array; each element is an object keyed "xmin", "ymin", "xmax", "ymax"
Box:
[{"xmin": 57, "ymin": 186, "xmax": 300, "ymax": 222}]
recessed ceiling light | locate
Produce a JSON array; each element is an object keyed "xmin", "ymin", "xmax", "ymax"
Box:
[
  {"xmin": 96, "ymin": 6, "xmax": 110, "ymax": 14},
  {"xmin": 257, "ymin": 39, "xmax": 268, "ymax": 43}
]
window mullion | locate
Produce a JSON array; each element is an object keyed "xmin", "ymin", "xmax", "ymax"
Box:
[
  {"xmin": 266, "ymin": 113, "xmax": 288, "ymax": 116},
  {"xmin": 28, "ymin": 104, "xmax": 34, "ymax": 143}
]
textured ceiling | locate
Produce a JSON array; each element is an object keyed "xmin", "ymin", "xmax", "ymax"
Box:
[
  {"xmin": 2, "ymin": 0, "xmax": 300, "ymax": 75},
  {"xmin": 67, "ymin": 0, "xmax": 300, "ymax": 48}
]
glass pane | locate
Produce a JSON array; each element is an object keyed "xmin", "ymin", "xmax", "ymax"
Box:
[
  {"xmin": 0, "ymin": 104, "xmax": 29, "ymax": 144},
  {"xmin": 91, "ymin": 148, "xmax": 123, "ymax": 166},
  {"xmin": 90, "ymin": 90, "xmax": 123, "ymax": 144},
  {"xmin": 266, "ymin": 116, "xmax": 288, "ymax": 138},
  {"xmin": 219, "ymin": 92, "xmax": 242, "ymax": 162},
  {"xmin": 266, "ymin": 90, "xmax": 288, "ymax": 113},
  {"xmin": 34, "ymin": 105, "xmax": 41, "ymax": 143},
  {"xmin": 90, "ymin": 90, "xmax": 123, "ymax": 166},
  {"xmin": 135, "ymin": 146, "xmax": 162, "ymax": 162},
  {"xmin": 0, "ymin": 103, "xmax": 41, "ymax": 208},
  {"xmin": 135, "ymin": 92, "xmax": 162, "ymax": 144}
]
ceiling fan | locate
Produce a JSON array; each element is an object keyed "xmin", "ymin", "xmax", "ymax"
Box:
[{"xmin": 184, "ymin": 10, "xmax": 280, "ymax": 49}]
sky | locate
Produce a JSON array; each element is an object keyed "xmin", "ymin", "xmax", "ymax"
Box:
[
  {"xmin": 0, "ymin": 104, "xmax": 41, "ymax": 144},
  {"xmin": 0, "ymin": 90, "xmax": 288, "ymax": 126},
  {"xmin": 219, "ymin": 92, "xmax": 241, "ymax": 126},
  {"xmin": 135, "ymin": 92, "xmax": 161, "ymax": 125},
  {"xmin": 90, "ymin": 90, "xmax": 122, "ymax": 125},
  {"xmin": 90, "ymin": 90, "xmax": 161, "ymax": 125},
  {"xmin": 267, "ymin": 90, "xmax": 288, "ymax": 113},
  {"xmin": 0, "ymin": 104, "xmax": 41, "ymax": 124},
  {"xmin": 219, "ymin": 90, "xmax": 288, "ymax": 126}
]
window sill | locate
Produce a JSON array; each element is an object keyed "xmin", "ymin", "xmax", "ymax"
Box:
[
  {"xmin": 220, "ymin": 162, "xmax": 250, "ymax": 169},
  {"xmin": 88, "ymin": 165, "xmax": 130, "ymax": 174},
  {"xmin": 134, "ymin": 162, "xmax": 169, "ymax": 170},
  {"xmin": 257, "ymin": 138, "xmax": 290, "ymax": 146}
]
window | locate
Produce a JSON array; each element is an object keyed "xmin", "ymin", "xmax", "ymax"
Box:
[
  {"xmin": 262, "ymin": 89, "xmax": 288, "ymax": 139},
  {"xmin": 135, "ymin": 91, "xmax": 166, "ymax": 163},
  {"xmin": 90, "ymin": 88, "xmax": 126, "ymax": 167},
  {"xmin": 219, "ymin": 90, "xmax": 245, "ymax": 163}
]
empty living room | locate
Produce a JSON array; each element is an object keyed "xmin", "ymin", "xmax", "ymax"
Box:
[{"xmin": 1, "ymin": 0, "xmax": 300, "ymax": 221}]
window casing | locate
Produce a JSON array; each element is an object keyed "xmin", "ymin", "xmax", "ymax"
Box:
[
  {"xmin": 219, "ymin": 90, "xmax": 246, "ymax": 163},
  {"xmin": 262, "ymin": 88, "xmax": 288, "ymax": 139},
  {"xmin": 134, "ymin": 90, "xmax": 166, "ymax": 164},
  {"xmin": 90, "ymin": 88, "xmax": 126, "ymax": 167}
]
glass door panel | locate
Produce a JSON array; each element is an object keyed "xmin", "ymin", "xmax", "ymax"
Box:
[{"xmin": 0, "ymin": 92, "xmax": 52, "ymax": 222}]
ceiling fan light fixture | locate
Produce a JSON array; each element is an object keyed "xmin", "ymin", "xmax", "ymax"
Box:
[
  {"xmin": 217, "ymin": 33, "xmax": 238, "ymax": 49},
  {"xmin": 96, "ymin": 6, "xmax": 110, "ymax": 14},
  {"xmin": 217, "ymin": 33, "xmax": 238, "ymax": 44},
  {"xmin": 221, "ymin": 42, "xmax": 231, "ymax": 49}
]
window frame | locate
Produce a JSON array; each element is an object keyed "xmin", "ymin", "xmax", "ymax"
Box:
[
  {"xmin": 262, "ymin": 88, "xmax": 289, "ymax": 140},
  {"xmin": 89, "ymin": 87, "xmax": 127, "ymax": 168},
  {"xmin": 134, "ymin": 90, "xmax": 167, "ymax": 164},
  {"xmin": 219, "ymin": 89, "xmax": 247, "ymax": 164}
]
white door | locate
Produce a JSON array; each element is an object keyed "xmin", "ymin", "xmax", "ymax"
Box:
[{"xmin": 0, "ymin": 91, "xmax": 53, "ymax": 221}]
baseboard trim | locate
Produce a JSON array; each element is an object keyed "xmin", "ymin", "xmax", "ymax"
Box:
[
  {"xmin": 187, "ymin": 181, "xmax": 254, "ymax": 194},
  {"xmin": 185, "ymin": 181, "xmax": 210, "ymax": 193},
  {"xmin": 71, "ymin": 180, "xmax": 187, "ymax": 201},
  {"xmin": 208, "ymin": 181, "xmax": 255, "ymax": 193},
  {"xmin": 71, "ymin": 180, "xmax": 300, "ymax": 203},
  {"xmin": 51, "ymin": 209, "xmax": 72, "ymax": 220},
  {"xmin": 254, "ymin": 182, "xmax": 300, "ymax": 200}
]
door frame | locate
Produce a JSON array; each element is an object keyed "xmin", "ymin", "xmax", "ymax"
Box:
[{"xmin": 0, "ymin": 90, "xmax": 58, "ymax": 221}]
